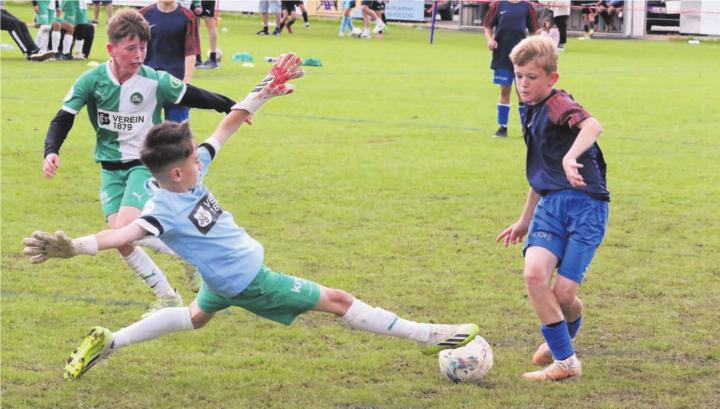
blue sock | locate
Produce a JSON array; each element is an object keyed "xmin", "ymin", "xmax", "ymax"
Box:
[
  {"xmin": 518, "ymin": 103, "xmax": 527, "ymax": 127},
  {"xmin": 541, "ymin": 321, "xmax": 575, "ymax": 361},
  {"xmin": 340, "ymin": 16, "xmax": 348, "ymax": 32},
  {"xmin": 497, "ymin": 103, "xmax": 510, "ymax": 127},
  {"xmin": 347, "ymin": 17, "xmax": 354, "ymax": 31},
  {"xmin": 567, "ymin": 315, "xmax": 582, "ymax": 339}
]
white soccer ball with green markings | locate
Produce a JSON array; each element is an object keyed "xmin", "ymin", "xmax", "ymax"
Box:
[{"xmin": 438, "ymin": 336, "xmax": 493, "ymax": 384}]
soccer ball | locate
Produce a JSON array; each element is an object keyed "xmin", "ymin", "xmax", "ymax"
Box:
[
  {"xmin": 438, "ymin": 336, "xmax": 493, "ymax": 384},
  {"xmin": 209, "ymin": 48, "xmax": 223, "ymax": 62},
  {"xmin": 351, "ymin": 27, "xmax": 362, "ymax": 38}
]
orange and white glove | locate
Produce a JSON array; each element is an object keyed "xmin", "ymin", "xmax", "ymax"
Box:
[{"xmin": 232, "ymin": 52, "xmax": 304, "ymax": 114}]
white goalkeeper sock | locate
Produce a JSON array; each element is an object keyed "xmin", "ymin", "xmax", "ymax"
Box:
[
  {"xmin": 341, "ymin": 299, "xmax": 431, "ymax": 343},
  {"xmin": 62, "ymin": 33, "xmax": 73, "ymax": 55},
  {"xmin": 123, "ymin": 247, "xmax": 176, "ymax": 298},
  {"xmin": 134, "ymin": 237, "xmax": 177, "ymax": 257},
  {"xmin": 111, "ymin": 307, "xmax": 193, "ymax": 350}
]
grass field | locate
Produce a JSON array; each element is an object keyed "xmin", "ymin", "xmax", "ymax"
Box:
[{"xmin": 2, "ymin": 3, "xmax": 719, "ymax": 408}]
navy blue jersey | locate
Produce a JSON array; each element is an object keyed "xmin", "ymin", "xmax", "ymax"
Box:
[
  {"xmin": 523, "ymin": 89, "xmax": 610, "ymax": 201},
  {"xmin": 140, "ymin": 4, "xmax": 200, "ymax": 80},
  {"xmin": 483, "ymin": 1, "xmax": 539, "ymax": 70}
]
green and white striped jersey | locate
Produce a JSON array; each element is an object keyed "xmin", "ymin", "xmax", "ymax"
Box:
[{"xmin": 62, "ymin": 62, "xmax": 186, "ymax": 162}]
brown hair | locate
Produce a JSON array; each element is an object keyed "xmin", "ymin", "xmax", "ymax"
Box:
[
  {"xmin": 141, "ymin": 121, "xmax": 195, "ymax": 177},
  {"xmin": 509, "ymin": 35, "xmax": 558, "ymax": 73},
  {"xmin": 106, "ymin": 8, "xmax": 151, "ymax": 45}
]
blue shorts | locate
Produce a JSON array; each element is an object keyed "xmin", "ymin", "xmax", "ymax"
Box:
[
  {"xmin": 493, "ymin": 68, "xmax": 514, "ymax": 86},
  {"xmin": 523, "ymin": 189, "xmax": 609, "ymax": 284},
  {"xmin": 164, "ymin": 104, "xmax": 189, "ymax": 123}
]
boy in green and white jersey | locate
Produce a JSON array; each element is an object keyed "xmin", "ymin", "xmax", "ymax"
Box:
[
  {"xmin": 55, "ymin": 0, "xmax": 80, "ymax": 59},
  {"xmin": 32, "ymin": 0, "xmax": 60, "ymax": 54},
  {"xmin": 43, "ymin": 8, "xmax": 236, "ymax": 316}
]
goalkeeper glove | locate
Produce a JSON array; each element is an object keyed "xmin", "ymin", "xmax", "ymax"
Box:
[
  {"xmin": 23, "ymin": 230, "xmax": 98, "ymax": 264},
  {"xmin": 232, "ymin": 52, "xmax": 304, "ymax": 114}
]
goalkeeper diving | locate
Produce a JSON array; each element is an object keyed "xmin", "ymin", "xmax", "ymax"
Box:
[{"xmin": 24, "ymin": 53, "xmax": 481, "ymax": 380}]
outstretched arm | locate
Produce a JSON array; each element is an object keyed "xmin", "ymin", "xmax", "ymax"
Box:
[
  {"xmin": 208, "ymin": 53, "xmax": 304, "ymax": 147},
  {"xmin": 179, "ymin": 84, "xmax": 236, "ymax": 113},
  {"xmin": 496, "ymin": 187, "xmax": 540, "ymax": 247},
  {"xmin": 23, "ymin": 224, "xmax": 147, "ymax": 264}
]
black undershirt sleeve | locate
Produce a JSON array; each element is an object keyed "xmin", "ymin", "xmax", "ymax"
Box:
[
  {"xmin": 179, "ymin": 84, "xmax": 235, "ymax": 114},
  {"xmin": 44, "ymin": 109, "xmax": 75, "ymax": 158}
]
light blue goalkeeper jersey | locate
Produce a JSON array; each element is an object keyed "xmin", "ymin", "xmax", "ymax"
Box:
[{"xmin": 135, "ymin": 142, "xmax": 264, "ymax": 297}]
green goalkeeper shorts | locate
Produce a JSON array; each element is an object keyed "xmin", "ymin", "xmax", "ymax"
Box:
[{"xmin": 196, "ymin": 265, "xmax": 322, "ymax": 325}]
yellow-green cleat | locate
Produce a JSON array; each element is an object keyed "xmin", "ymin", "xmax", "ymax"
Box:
[
  {"xmin": 64, "ymin": 326, "xmax": 113, "ymax": 380},
  {"xmin": 419, "ymin": 323, "xmax": 480, "ymax": 355}
]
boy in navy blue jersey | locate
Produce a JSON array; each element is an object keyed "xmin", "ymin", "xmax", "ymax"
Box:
[
  {"xmin": 141, "ymin": 0, "xmax": 200, "ymax": 122},
  {"xmin": 24, "ymin": 54, "xmax": 480, "ymax": 380},
  {"xmin": 483, "ymin": 0, "xmax": 539, "ymax": 138},
  {"xmin": 496, "ymin": 35, "xmax": 608, "ymax": 382}
]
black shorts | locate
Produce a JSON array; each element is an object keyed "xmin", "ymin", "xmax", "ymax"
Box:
[
  {"xmin": 92, "ymin": 0, "xmax": 112, "ymax": 4},
  {"xmin": 361, "ymin": 1, "xmax": 385, "ymax": 11},
  {"xmin": 199, "ymin": 0, "xmax": 217, "ymax": 17},
  {"xmin": 282, "ymin": 1, "xmax": 299, "ymax": 13}
]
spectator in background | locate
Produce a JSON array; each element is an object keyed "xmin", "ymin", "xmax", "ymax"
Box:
[
  {"xmin": 32, "ymin": 0, "xmax": 61, "ymax": 55},
  {"xmin": 597, "ymin": 0, "xmax": 623, "ymax": 31},
  {"xmin": 256, "ymin": 0, "xmax": 282, "ymax": 36},
  {"xmin": 539, "ymin": 0, "xmax": 570, "ymax": 51},
  {"xmin": 573, "ymin": 1, "xmax": 596, "ymax": 38},
  {"xmin": 338, "ymin": 0, "xmax": 356, "ymax": 37},
  {"xmin": 91, "ymin": 0, "xmax": 113, "ymax": 25},
  {"xmin": 278, "ymin": 1, "xmax": 299, "ymax": 34},
  {"xmin": 359, "ymin": 1, "xmax": 385, "ymax": 39},
  {"xmin": 54, "ymin": 0, "xmax": 95, "ymax": 61},
  {"xmin": 191, "ymin": 1, "xmax": 219, "ymax": 68},
  {"xmin": 370, "ymin": 0, "xmax": 387, "ymax": 38},
  {"xmin": 1, "ymin": 1, "xmax": 54, "ymax": 60},
  {"xmin": 483, "ymin": 0, "xmax": 539, "ymax": 138},
  {"xmin": 540, "ymin": 17, "xmax": 560, "ymax": 47},
  {"xmin": 296, "ymin": 0, "xmax": 310, "ymax": 28},
  {"xmin": 69, "ymin": 1, "xmax": 96, "ymax": 60},
  {"xmin": 141, "ymin": 0, "xmax": 200, "ymax": 122}
]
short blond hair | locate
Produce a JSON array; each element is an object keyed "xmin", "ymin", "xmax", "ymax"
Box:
[{"xmin": 509, "ymin": 35, "xmax": 558, "ymax": 73}]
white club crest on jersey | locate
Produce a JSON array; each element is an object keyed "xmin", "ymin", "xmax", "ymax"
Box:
[
  {"xmin": 193, "ymin": 207, "xmax": 213, "ymax": 228},
  {"xmin": 188, "ymin": 193, "xmax": 223, "ymax": 235}
]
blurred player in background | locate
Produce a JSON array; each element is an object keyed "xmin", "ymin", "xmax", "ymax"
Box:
[{"xmin": 483, "ymin": 0, "xmax": 539, "ymax": 138}]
